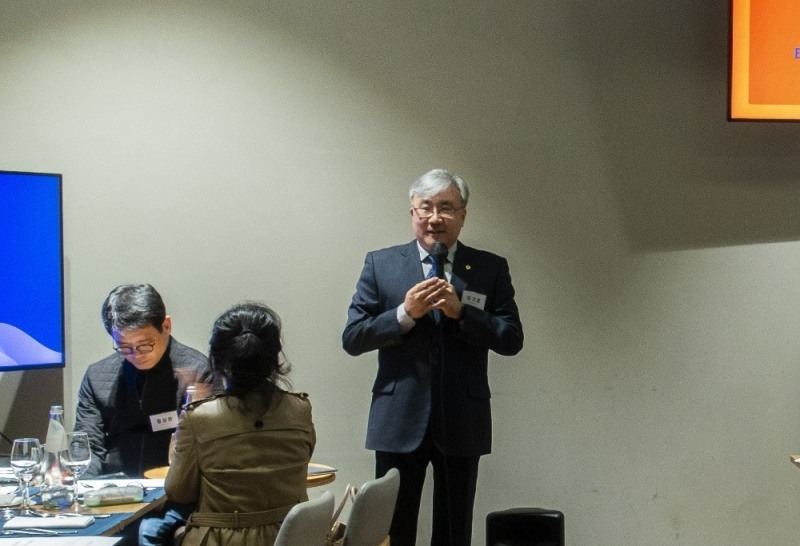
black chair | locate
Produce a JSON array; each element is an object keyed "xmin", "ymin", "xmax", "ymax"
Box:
[{"xmin": 486, "ymin": 507, "xmax": 564, "ymax": 546}]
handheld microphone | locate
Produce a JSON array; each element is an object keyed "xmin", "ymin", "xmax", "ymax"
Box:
[{"xmin": 431, "ymin": 242, "xmax": 448, "ymax": 279}]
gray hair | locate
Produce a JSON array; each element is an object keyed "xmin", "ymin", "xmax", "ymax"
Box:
[
  {"xmin": 101, "ymin": 283, "xmax": 167, "ymax": 335},
  {"xmin": 408, "ymin": 168, "xmax": 469, "ymax": 206}
]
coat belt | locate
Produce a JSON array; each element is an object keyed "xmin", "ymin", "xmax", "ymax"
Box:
[{"xmin": 186, "ymin": 503, "xmax": 296, "ymax": 529}]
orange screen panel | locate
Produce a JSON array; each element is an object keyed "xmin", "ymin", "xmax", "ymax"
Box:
[{"xmin": 730, "ymin": 0, "xmax": 800, "ymax": 119}]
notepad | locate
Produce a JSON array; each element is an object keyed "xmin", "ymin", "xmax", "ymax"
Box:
[{"xmin": 3, "ymin": 515, "xmax": 96, "ymax": 529}]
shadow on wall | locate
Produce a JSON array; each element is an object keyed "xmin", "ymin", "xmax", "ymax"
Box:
[
  {"xmin": 0, "ymin": 369, "xmax": 63, "ymax": 452},
  {"xmin": 568, "ymin": 0, "xmax": 800, "ymax": 252}
]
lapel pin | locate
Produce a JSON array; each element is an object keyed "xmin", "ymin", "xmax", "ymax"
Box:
[{"xmin": 465, "ymin": 264, "xmax": 472, "ymax": 270}]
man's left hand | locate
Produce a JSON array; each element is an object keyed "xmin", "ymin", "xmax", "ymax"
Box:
[{"xmin": 431, "ymin": 281, "xmax": 463, "ymax": 319}]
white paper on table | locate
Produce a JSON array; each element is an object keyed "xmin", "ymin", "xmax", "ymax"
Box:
[
  {"xmin": 4, "ymin": 515, "xmax": 95, "ymax": 529},
  {"xmin": 0, "ymin": 538, "xmax": 121, "ymax": 545}
]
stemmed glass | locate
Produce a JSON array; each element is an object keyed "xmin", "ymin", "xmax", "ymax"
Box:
[
  {"xmin": 59, "ymin": 432, "xmax": 91, "ymax": 513},
  {"xmin": 9, "ymin": 438, "xmax": 42, "ymax": 515}
]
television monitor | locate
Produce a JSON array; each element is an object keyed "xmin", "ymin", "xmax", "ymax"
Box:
[
  {"xmin": 0, "ymin": 170, "xmax": 65, "ymax": 371},
  {"xmin": 730, "ymin": 0, "xmax": 800, "ymax": 120}
]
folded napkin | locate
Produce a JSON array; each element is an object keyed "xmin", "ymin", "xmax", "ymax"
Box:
[
  {"xmin": 3, "ymin": 515, "xmax": 95, "ymax": 529},
  {"xmin": 0, "ymin": 485, "xmax": 21, "ymax": 507}
]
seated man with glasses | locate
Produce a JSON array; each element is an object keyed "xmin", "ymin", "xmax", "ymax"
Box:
[{"xmin": 75, "ymin": 283, "xmax": 218, "ymax": 545}]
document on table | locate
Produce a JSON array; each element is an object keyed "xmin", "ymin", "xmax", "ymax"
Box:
[{"xmin": 0, "ymin": 538, "xmax": 120, "ymax": 545}]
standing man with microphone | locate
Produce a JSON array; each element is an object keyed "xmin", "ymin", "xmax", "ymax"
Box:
[{"xmin": 342, "ymin": 168, "xmax": 524, "ymax": 546}]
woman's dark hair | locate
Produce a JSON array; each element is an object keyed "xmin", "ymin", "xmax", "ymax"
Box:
[{"xmin": 209, "ymin": 302, "xmax": 291, "ymax": 410}]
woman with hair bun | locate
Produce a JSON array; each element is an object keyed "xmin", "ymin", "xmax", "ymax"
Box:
[{"xmin": 165, "ymin": 302, "xmax": 316, "ymax": 546}]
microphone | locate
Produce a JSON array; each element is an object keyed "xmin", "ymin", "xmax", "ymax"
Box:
[{"xmin": 430, "ymin": 242, "xmax": 448, "ymax": 279}]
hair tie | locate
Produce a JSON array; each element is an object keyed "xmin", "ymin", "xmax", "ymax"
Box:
[{"xmin": 240, "ymin": 329, "xmax": 253, "ymax": 336}]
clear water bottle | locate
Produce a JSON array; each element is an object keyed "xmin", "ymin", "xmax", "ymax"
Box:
[
  {"xmin": 183, "ymin": 385, "xmax": 198, "ymax": 409},
  {"xmin": 169, "ymin": 385, "xmax": 199, "ymax": 465},
  {"xmin": 40, "ymin": 404, "xmax": 72, "ymax": 509}
]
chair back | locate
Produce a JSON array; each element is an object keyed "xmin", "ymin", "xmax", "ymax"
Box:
[
  {"xmin": 275, "ymin": 490, "xmax": 335, "ymax": 546},
  {"xmin": 341, "ymin": 468, "xmax": 400, "ymax": 546}
]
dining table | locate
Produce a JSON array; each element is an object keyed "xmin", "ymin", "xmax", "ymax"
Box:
[
  {"xmin": 0, "ymin": 480, "xmax": 166, "ymax": 539},
  {"xmin": 0, "ymin": 463, "xmax": 336, "ymax": 540}
]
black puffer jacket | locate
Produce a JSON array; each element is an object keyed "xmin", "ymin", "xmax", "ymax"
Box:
[{"xmin": 75, "ymin": 337, "xmax": 217, "ymax": 478}]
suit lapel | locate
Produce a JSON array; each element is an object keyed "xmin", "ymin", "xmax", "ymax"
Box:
[
  {"xmin": 450, "ymin": 242, "xmax": 473, "ymax": 297},
  {"xmin": 401, "ymin": 240, "xmax": 425, "ymax": 283}
]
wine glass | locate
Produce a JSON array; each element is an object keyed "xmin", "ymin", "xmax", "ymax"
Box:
[
  {"xmin": 10, "ymin": 438, "xmax": 42, "ymax": 515},
  {"xmin": 59, "ymin": 432, "xmax": 91, "ymax": 513}
]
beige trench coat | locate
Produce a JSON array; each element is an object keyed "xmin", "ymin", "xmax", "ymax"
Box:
[{"xmin": 165, "ymin": 391, "xmax": 316, "ymax": 546}]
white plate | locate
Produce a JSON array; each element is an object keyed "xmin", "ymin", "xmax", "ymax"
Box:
[{"xmin": 308, "ymin": 463, "xmax": 336, "ymax": 475}]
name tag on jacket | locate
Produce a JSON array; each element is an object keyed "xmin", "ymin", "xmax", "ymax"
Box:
[
  {"xmin": 461, "ymin": 290, "xmax": 486, "ymax": 310},
  {"xmin": 150, "ymin": 410, "xmax": 179, "ymax": 432}
]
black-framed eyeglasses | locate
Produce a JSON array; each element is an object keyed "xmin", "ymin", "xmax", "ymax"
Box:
[
  {"xmin": 113, "ymin": 343, "xmax": 156, "ymax": 356},
  {"xmin": 413, "ymin": 206, "xmax": 463, "ymax": 220}
]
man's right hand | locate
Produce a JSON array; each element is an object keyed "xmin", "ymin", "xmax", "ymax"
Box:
[{"xmin": 403, "ymin": 278, "xmax": 448, "ymax": 319}]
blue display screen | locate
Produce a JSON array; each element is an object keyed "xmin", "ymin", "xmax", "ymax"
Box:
[{"xmin": 0, "ymin": 171, "xmax": 65, "ymax": 370}]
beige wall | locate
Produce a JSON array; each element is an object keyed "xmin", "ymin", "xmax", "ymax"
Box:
[{"xmin": 2, "ymin": 1, "xmax": 800, "ymax": 544}]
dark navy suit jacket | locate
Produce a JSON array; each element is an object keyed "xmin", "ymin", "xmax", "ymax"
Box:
[{"xmin": 343, "ymin": 240, "xmax": 523, "ymax": 457}]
